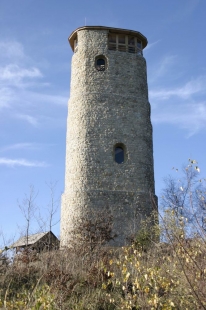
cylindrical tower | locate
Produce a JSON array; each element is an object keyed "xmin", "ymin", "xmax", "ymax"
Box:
[{"xmin": 61, "ymin": 26, "xmax": 157, "ymax": 247}]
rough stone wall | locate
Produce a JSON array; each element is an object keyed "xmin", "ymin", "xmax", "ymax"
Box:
[{"xmin": 61, "ymin": 28, "xmax": 157, "ymax": 247}]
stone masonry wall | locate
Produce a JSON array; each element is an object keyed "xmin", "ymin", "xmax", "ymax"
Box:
[{"xmin": 60, "ymin": 28, "xmax": 157, "ymax": 247}]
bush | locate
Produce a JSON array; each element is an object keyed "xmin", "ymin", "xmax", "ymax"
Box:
[{"xmin": 1, "ymin": 160, "xmax": 206, "ymax": 308}]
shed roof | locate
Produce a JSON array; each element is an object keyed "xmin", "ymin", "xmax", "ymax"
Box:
[{"xmin": 11, "ymin": 231, "xmax": 58, "ymax": 248}]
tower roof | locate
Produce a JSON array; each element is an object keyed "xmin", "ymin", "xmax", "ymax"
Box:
[{"xmin": 69, "ymin": 26, "xmax": 148, "ymax": 51}]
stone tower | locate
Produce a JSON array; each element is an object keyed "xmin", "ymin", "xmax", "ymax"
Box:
[{"xmin": 61, "ymin": 26, "xmax": 157, "ymax": 247}]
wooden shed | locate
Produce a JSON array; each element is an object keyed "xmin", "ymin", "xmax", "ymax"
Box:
[{"xmin": 11, "ymin": 231, "xmax": 59, "ymax": 253}]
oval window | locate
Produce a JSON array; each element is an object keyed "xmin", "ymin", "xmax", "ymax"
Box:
[
  {"xmin": 115, "ymin": 146, "xmax": 124, "ymax": 164},
  {"xmin": 96, "ymin": 58, "xmax": 105, "ymax": 71},
  {"xmin": 95, "ymin": 55, "xmax": 107, "ymax": 71}
]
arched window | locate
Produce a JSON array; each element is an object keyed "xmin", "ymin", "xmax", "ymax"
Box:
[
  {"xmin": 96, "ymin": 58, "xmax": 105, "ymax": 71},
  {"xmin": 115, "ymin": 146, "xmax": 124, "ymax": 164}
]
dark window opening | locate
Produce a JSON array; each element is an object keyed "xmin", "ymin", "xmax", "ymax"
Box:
[
  {"xmin": 118, "ymin": 34, "xmax": 125, "ymax": 44},
  {"xmin": 118, "ymin": 34, "xmax": 126, "ymax": 52},
  {"xmin": 128, "ymin": 36, "xmax": 135, "ymax": 53},
  {"xmin": 109, "ymin": 34, "xmax": 116, "ymax": 43},
  {"xmin": 115, "ymin": 146, "xmax": 124, "ymax": 164},
  {"xmin": 108, "ymin": 34, "xmax": 116, "ymax": 50},
  {"xmin": 96, "ymin": 58, "xmax": 105, "ymax": 71},
  {"xmin": 137, "ymin": 40, "xmax": 142, "ymax": 55},
  {"xmin": 137, "ymin": 40, "xmax": 142, "ymax": 49}
]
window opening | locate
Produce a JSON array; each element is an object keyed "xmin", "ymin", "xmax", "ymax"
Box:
[
  {"xmin": 128, "ymin": 36, "xmax": 135, "ymax": 53},
  {"xmin": 118, "ymin": 35, "xmax": 125, "ymax": 44},
  {"xmin": 108, "ymin": 34, "xmax": 116, "ymax": 50},
  {"xmin": 118, "ymin": 34, "xmax": 126, "ymax": 52},
  {"xmin": 137, "ymin": 40, "xmax": 142, "ymax": 49},
  {"xmin": 109, "ymin": 34, "xmax": 116, "ymax": 43},
  {"xmin": 96, "ymin": 58, "xmax": 105, "ymax": 71},
  {"xmin": 137, "ymin": 40, "xmax": 142, "ymax": 55},
  {"xmin": 115, "ymin": 146, "xmax": 124, "ymax": 164}
]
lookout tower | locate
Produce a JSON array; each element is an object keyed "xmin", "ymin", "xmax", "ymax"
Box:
[{"xmin": 61, "ymin": 26, "xmax": 157, "ymax": 247}]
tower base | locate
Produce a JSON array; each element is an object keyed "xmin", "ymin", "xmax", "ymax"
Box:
[{"xmin": 61, "ymin": 190, "xmax": 158, "ymax": 247}]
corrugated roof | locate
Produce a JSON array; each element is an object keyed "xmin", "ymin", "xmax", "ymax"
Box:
[{"xmin": 11, "ymin": 231, "xmax": 50, "ymax": 248}]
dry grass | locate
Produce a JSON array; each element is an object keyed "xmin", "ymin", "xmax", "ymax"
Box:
[{"xmin": 1, "ymin": 214, "xmax": 206, "ymax": 309}]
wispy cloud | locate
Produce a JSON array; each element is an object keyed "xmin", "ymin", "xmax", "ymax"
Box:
[
  {"xmin": 0, "ymin": 39, "xmax": 67, "ymax": 125},
  {"xmin": 0, "ymin": 64, "xmax": 42, "ymax": 83},
  {"xmin": 149, "ymin": 55, "xmax": 177, "ymax": 82},
  {"xmin": 0, "ymin": 142, "xmax": 56, "ymax": 153},
  {"xmin": 0, "ymin": 87, "xmax": 13, "ymax": 109},
  {"xmin": 28, "ymin": 92, "xmax": 68, "ymax": 106},
  {"xmin": 150, "ymin": 74, "xmax": 206, "ymax": 136},
  {"xmin": 145, "ymin": 40, "xmax": 161, "ymax": 51},
  {"xmin": 0, "ymin": 143, "xmax": 40, "ymax": 152},
  {"xmin": 0, "ymin": 158, "xmax": 48, "ymax": 167},
  {"xmin": 0, "ymin": 40, "xmax": 43, "ymax": 114},
  {"xmin": 152, "ymin": 101, "xmax": 206, "ymax": 136},
  {"xmin": 156, "ymin": 55, "xmax": 177, "ymax": 78},
  {"xmin": 0, "ymin": 41, "xmax": 43, "ymax": 88},
  {"xmin": 150, "ymin": 76, "xmax": 206, "ymax": 100},
  {"xmin": 15, "ymin": 114, "xmax": 39, "ymax": 126},
  {"xmin": 0, "ymin": 41, "xmax": 25, "ymax": 61}
]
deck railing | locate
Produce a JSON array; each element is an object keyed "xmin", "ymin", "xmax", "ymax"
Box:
[{"xmin": 108, "ymin": 43, "xmax": 142, "ymax": 55}]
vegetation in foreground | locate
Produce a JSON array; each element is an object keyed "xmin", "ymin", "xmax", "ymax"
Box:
[{"xmin": 0, "ymin": 160, "xmax": 206, "ymax": 309}]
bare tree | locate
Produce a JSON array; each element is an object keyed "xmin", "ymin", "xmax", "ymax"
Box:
[
  {"xmin": 18, "ymin": 185, "xmax": 38, "ymax": 247},
  {"xmin": 161, "ymin": 159, "xmax": 206, "ymax": 237},
  {"xmin": 36, "ymin": 181, "xmax": 60, "ymax": 250},
  {"xmin": 46, "ymin": 181, "xmax": 60, "ymax": 233},
  {"xmin": 45, "ymin": 181, "xmax": 60, "ymax": 250}
]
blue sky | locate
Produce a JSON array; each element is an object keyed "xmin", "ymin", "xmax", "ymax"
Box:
[{"xmin": 0, "ymin": 0, "xmax": 206, "ymax": 244}]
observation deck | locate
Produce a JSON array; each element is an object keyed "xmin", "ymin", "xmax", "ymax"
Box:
[{"xmin": 69, "ymin": 26, "xmax": 148, "ymax": 55}]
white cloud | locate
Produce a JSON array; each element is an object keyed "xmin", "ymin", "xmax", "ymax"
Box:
[
  {"xmin": 15, "ymin": 114, "xmax": 38, "ymax": 126},
  {"xmin": 0, "ymin": 142, "xmax": 56, "ymax": 153},
  {"xmin": 150, "ymin": 76, "xmax": 206, "ymax": 100},
  {"xmin": 152, "ymin": 101, "xmax": 206, "ymax": 136},
  {"xmin": 0, "ymin": 87, "xmax": 13, "ymax": 109},
  {"xmin": 0, "ymin": 39, "xmax": 67, "ymax": 119},
  {"xmin": 150, "ymin": 75, "xmax": 206, "ymax": 136},
  {"xmin": 0, "ymin": 41, "xmax": 25, "ymax": 61},
  {"xmin": 0, "ymin": 158, "xmax": 48, "ymax": 167},
  {"xmin": 149, "ymin": 55, "xmax": 177, "ymax": 82},
  {"xmin": 28, "ymin": 92, "xmax": 68, "ymax": 106},
  {"xmin": 156, "ymin": 55, "xmax": 177, "ymax": 78},
  {"xmin": 0, "ymin": 39, "xmax": 44, "ymax": 114},
  {"xmin": 178, "ymin": 78, "xmax": 206, "ymax": 98},
  {"xmin": 0, "ymin": 40, "xmax": 43, "ymax": 88},
  {"xmin": 0, "ymin": 143, "xmax": 38, "ymax": 152},
  {"xmin": 0, "ymin": 64, "xmax": 42, "ymax": 82},
  {"xmin": 144, "ymin": 40, "xmax": 161, "ymax": 51}
]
